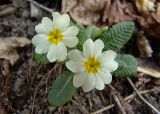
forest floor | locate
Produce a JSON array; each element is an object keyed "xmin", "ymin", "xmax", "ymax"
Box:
[{"xmin": 0, "ymin": 0, "xmax": 160, "ymax": 114}]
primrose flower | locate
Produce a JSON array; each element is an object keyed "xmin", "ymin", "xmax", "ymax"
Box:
[
  {"xmin": 32, "ymin": 12, "xmax": 79, "ymax": 62},
  {"xmin": 66, "ymin": 39, "xmax": 118, "ymax": 92}
]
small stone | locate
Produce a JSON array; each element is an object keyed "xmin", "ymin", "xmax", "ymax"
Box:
[
  {"xmin": 48, "ymin": 106, "xmax": 56, "ymax": 113},
  {"xmin": 21, "ymin": 109, "xmax": 30, "ymax": 114}
]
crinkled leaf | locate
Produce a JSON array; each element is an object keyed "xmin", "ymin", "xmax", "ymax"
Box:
[
  {"xmin": 76, "ymin": 24, "xmax": 86, "ymax": 50},
  {"xmin": 85, "ymin": 25, "xmax": 99, "ymax": 39},
  {"xmin": 69, "ymin": 19, "xmax": 76, "ymax": 26},
  {"xmin": 48, "ymin": 71, "xmax": 76, "ymax": 106},
  {"xmin": 114, "ymin": 54, "xmax": 138, "ymax": 77},
  {"xmin": 76, "ymin": 24, "xmax": 106, "ymax": 50},
  {"xmin": 33, "ymin": 52, "xmax": 49, "ymax": 64},
  {"xmin": 97, "ymin": 22, "xmax": 135, "ymax": 51}
]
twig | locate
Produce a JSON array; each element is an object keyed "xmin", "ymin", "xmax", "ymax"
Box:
[
  {"xmin": 0, "ymin": 4, "xmax": 16, "ymax": 16},
  {"xmin": 138, "ymin": 66, "xmax": 160, "ymax": 78},
  {"xmin": 113, "ymin": 95, "xmax": 126, "ymax": 114},
  {"xmin": 27, "ymin": 0, "xmax": 53, "ymax": 13},
  {"xmin": 31, "ymin": 74, "xmax": 46, "ymax": 114},
  {"xmin": 124, "ymin": 88, "xmax": 158, "ymax": 101},
  {"xmin": 109, "ymin": 85, "xmax": 126, "ymax": 114},
  {"xmin": 45, "ymin": 63, "xmax": 60, "ymax": 93},
  {"xmin": 72, "ymin": 99, "xmax": 89, "ymax": 114},
  {"xmin": 1, "ymin": 60, "xmax": 9, "ymax": 98},
  {"xmin": 31, "ymin": 64, "xmax": 58, "ymax": 114},
  {"xmin": 90, "ymin": 104, "xmax": 115, "ymax": 114},
  {"xmin": 27, "ymin": 52, "xmax": 33, "ymax": 97},
  {"xmin": 31, "ymin": 65, "xmax": 43, "ymax": 86},
  {"xmin": 88, "ymin": 95, "xmax": 93, "ymax": 110},
  {"xmin": 90, "ymin": 88, "xmax": 158, "ymax": 114},
  {"xmin": 99, "ymin": 92, "xmax": 106, "ymax": 105},
  {"xmin": 127, "ymin": 77, "xmax": 160, "ymax": 114}
]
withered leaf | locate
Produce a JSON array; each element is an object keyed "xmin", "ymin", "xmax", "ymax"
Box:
[
  {"xmin": 137, "ymin": 31, "xmax": 153, "ymax": 58},
  {"xmin": 135, "ymin": 0, "xmax": 155, "ymax": 14},
  {"xmin": 62, "ymin": 0, "xmax": 136, "ymax": 25},
  {"xmin": 103, "ymin": 0, "xmax": 136, "ymax": 25},
  {"xmin": 62, "ymin": 0, "xmax": 107, "ymax": 25},
  {"xmin": 138, "ymin": 3, "xmax": 160, "ymax": 38},
  {"xmin": 138, "ymin": 58, "xmax": 160, "ymax": 78},
  {"xmin": 0, "ymin": 107, "xmax": 7, "ymax": 114},
  {"xmin": 0, "ymin": 4, "xmax": 16, "ymax": 17},
  {"xmin": 0, "ymin": 37, "xmax": 30, "ymax": 65}
]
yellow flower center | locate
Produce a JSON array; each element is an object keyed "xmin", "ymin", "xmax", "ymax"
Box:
[
  {"xmin": 84, "ymin": 57, "xmax": 101, "ymax": 74},
  {"xmin": 48, "ymin": 29, "xmax": 63, "ymax": 45}
]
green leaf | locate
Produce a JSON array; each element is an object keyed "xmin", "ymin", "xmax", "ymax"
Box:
[
  {"xmin": 76, "ymin": 24, "xmax": 105, "ymax": 50},
  {"xmin": 85, "ymin": 25, "xmax": 99, "ymax": 39},
  {"xmin": 114, "ymin": 54, "xmax": 138, "ymax": 77},
  {"xmin": 69, "ymin": 19, "xmax": 76, "ymax": 26},
  {"xmin": 97, "ymin": 22, "xmax": 135, "ymax": 51},
  {"xmin": 48, "ymin": 71, "xmax": 76, "ymax": 106},
  {"xmin": 76, "ymin": 24, "xmax": 86, "ymax": 50},
  {"xmin": 33, "ymin": 52, "xmax": 50, "ymax": 64}
]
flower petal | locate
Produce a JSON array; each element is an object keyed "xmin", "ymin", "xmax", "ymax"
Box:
[
  {"xmin": 56, "ymin": 43, "xmax": 67, "ymax": 61},
  {"xmin": 73, "ymin": 72, "xmax": 86, "ymax": 88},
  {"xmin": 47, "ymin": 43, "xmax": 67, "ymax": 62},
  {"xmin": 35, "ymin": 42, "xmax": 50, "ymax": 54},
  {"xmin": 66, "ymin": 60, "xmax": 84, "ymax": 73},
  {"xmin": 101, "ymin": 60, "xmax": 118, "ymax": 72},
  {"xmin": 35, "ymin": 24, "xmax": 49, "ymax": 34},
  {"xmin": 62, "ymin": 26, "xmax": 79, "ymax": 47},
  {"xmin": 83, "ymin": 39, "xmax": 94, "ymax": 58},
  {"xmin": 63, "ymin": 36, "xmax": 78, "ymax": 48},
  {"xmin": 93, "ymin": 39, "xmax": 104, "ymax": 57},
  {"xmin": 100, "ymin": 50, "xmax": 117, "ymax": 61},
  {"xmin": 62, "ymin": 26, "xmax": 79, "ymax": 36},
  {"xmin": 47, "ymin": 45, "xmax": 56, "ymax": 62},
  {"xmin": 52, "ymin": 12, "xmax": 60, "ymax": 20},
  {"xmin": 32, "ymin": 34, "xmax": 48, "ymax": 46},
  {"xmin": 82, "ymin": 75, "xmax": 95, "ymax": 92},
  {"xmin": 99, "ymin": 70, "xmax": 112, "ymax": 84},
  {"xmin": 53, "ymin": 13, "xmax": 70, "ymax": 31},
  {"xmin": 98, "ymin": 50, "xmax": 118, "ymax": 72},
  {"xmin": 41, "ymin": 17, "xmax": 54, "ymax": 31},
  {"xmin": 95, "ymin": 75, "xmax": 105, "ymax": 90},
  {"xmin": 68, "ymin": 49, "xmax": 85, "ymax": 62}
]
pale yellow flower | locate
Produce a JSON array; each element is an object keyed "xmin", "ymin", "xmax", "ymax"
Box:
[
  {"xmin": 66, "ymin": 39, "xmax": 118, "ymax": 92},
  {"xmin": 32, "ymin": 12, "xmax": 79, "ymax": 62}
]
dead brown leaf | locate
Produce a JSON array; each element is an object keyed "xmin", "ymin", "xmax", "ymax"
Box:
[
  {"xmin": 152, "ymin": 3, "xmax": 160, "ymax": 22},
  {"xmin": 62, "ymin": 0, "xmax": 107, "ymax": 25},
  {"xmin": 154, "ymin": 79, "xmax": 160, "ymax": 86},
  {"xmin": 0, "ymin": 37, "xmax": 31, "ymax": 65},
  {"xmin": 62, "ymin": 0, "xmax": 136, "ymax": 25},
  {"xmin": 0, "ymin": 4, "xmax": 16, "ymax": 17},
  {"xmin": 103, "ymin": 0, "xmax": 137, "ymax": 25},
  {"xmin": 1, "ymin": 60, "xmax": 9, "ymax": 77},
  {"xmin": 135, "ymin": 0, "xmax": 155, "ymax": 14},
  {"xmin": 135, "ymin": 73, "xmax": 151, "ymax": 88},
  {"xmin": 13, "ymin": 77, "xmax": 25, "ymax": 96},
  {"xmin": 1, "ymin": 60, "xmax": 10, "ymax": 98},
  {"xmin": 154, "ymin": 52, "xmax": 160, "ymax": 66},
  {"xmin": 137, "ymin": 31, "xmax": 153, "ymax": 58},
  {"xmin": 0, "ymin": 107, "xmax": 7, "ymax": 114},
  {"xmin": 138, "ymin": 3, "xmax": 160, "ymax": 39},
  {"xmin": 109, "ymin": 85, "xmax": 134, "ymax": 114},
  {"xmin": 30, "ymin": 3, "xmax": 39, "ymax": 18},
  {"xmin": 138, "ymin": 67, "xmax": 160, "ymax": 78},
  {"xmin": 138, "ymin": 58, "xmax": 160, "ymax": 78}
]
